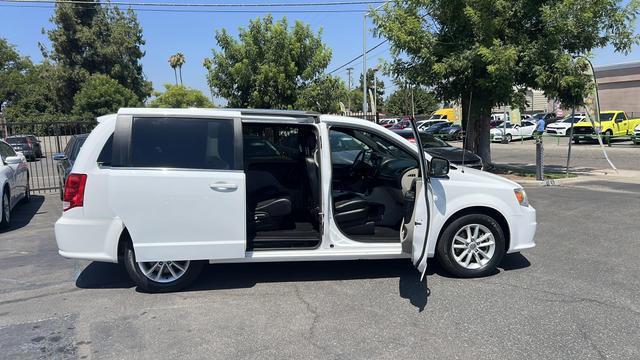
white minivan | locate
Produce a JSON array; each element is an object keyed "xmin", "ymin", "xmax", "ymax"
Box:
[{"xmin": 55, "ymin": 108, "xmax": 536, "ymax": 292}]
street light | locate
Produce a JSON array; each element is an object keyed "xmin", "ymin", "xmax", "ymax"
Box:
[{"xmin": 363, "ymin": 2, "xmax": 388, "ymax": 114}]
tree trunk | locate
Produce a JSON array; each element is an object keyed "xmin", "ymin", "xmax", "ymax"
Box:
[
  {"xmin": 463, "ymin": 95, "xmax": 492, "ymax": 167},
  {"xmin": 179, "ymin": 67, "xmax": 183, "ymax": 86},
  {"xmin": 173, "ymin": 68, "xmax": 178, "ymax": 85}
]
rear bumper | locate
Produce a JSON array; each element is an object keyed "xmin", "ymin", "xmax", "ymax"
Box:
[
  {"xmin": 507, "ymin": 205, "xmax": 537, "ymax": 253},
  {"xmin": 55, "ymin": 212, "xmax": 123, "ymax": 263}
]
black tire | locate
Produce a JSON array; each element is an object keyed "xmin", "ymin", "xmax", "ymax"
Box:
[
  {"xmin": 0, "ymin": 189, "xmax": 10, "ymax": 229},
  {"xmin": 505, "ymin": 133, "xmax": 512, "ymax": 142},
  {"xmin": 574, "ymin": 138, "xmax": 580, "ymax": 144},
  {"xmin": 122, "ymin": 240, "xmax": 205, "ymax": 293},
  {"xmin": 603, "ymin": 130, "xmax": 612, "ymax": 144},
  {"xmin": 22, "ymin": 176, "xmax": 30, "ymax": 203},
  {"xmin": 436, "ymin": 214, "xmax": 506, "ymax": 278}
]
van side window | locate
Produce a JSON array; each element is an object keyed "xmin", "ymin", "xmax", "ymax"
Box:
[
  {"xmin": 130, "ymin": 117, "xmax": 235, "ymax": 170},
  {"xmin": 97, "ymin": 134, "xmax": 114, "ymax": 166}
]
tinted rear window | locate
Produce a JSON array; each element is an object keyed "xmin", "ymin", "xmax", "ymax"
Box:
[
  {"xmin": 6, "ymin": 137, "xmax": 27, "ymax": 144},
  {"xmin": 130, "ymin": 117, "xmax": 235, "ymax": 170},
  {"xmin": 97, "ymin": 135, "xmax": 113, "ymax": 165}
]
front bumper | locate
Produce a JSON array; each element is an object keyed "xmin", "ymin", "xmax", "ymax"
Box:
[{"xmin": 507, "ymin": 205, "xmax": 537, "ymax": 253}]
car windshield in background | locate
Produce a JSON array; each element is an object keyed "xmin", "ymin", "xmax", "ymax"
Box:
[
  {"xmin": 396, "ymin": 131, "xmax": 450, "ymax": 148},
  {"xmin": 71, "ymin": 136, "xmax": 88, "ymax": 160},
  {"xmin": 330, "ymin": 132, "xmax": 366, "ymax": 151},
  {"xmin": 6, "ymin": 137, "xmax": 28, "ymax": 144},
  {"xmin": 429, "ymin": 114, "xmax": 443, "ymax": 120},
  {"xmin": 599, "ymin": 113, "xmax": 615, "ymax": 121},
  {"xmin": 561, "ymin": 116, "xmax": 584, "ymax": 124}
]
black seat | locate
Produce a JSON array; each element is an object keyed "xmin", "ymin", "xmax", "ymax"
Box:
[
  {"xmin": 246, "ymin": 170, "xmax": 292, "ymax": 231},
  {"xmin": 303, "ymin": 136, "xmax": 374, "ymax": 236}
]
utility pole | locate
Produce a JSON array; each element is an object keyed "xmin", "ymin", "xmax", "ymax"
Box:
[
  {"xmin": 362, "ymin": 2, "xmax": 386, "ymax": 115},
  {"xmin": 346, "ymin": 67, "xmax": 353, "ymax": 113}
]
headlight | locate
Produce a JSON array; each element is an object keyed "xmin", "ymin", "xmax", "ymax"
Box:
[{"xmin": 514, "ymin": 188, "xmax": 529, "ymax": 207}]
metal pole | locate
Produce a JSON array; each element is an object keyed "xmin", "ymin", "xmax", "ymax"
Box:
[
  {"xmin": 566, "ymin": 107, "xmax": 576, "ymax": 177},
  {"xmin": 363, "ymin": 14, "xmax": 368, "ymax": 115},
  {"xmin": 346, "ymin": 67, "xmax": 353, "ymax": 113},
  {"xmin": 373, "ymin": 70, "xmax": 377, "ymax": 115},
  {"xmin": 411, "ymin": 85, "xmax": 415, "ymax": 119}
]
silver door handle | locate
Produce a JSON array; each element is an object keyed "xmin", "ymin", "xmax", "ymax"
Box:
[{"xmin": 209, "ymin": 182, "xmax": 238, "ymax": 191}]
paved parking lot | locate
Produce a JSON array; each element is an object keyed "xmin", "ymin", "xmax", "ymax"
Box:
[{"xmin": 1, "ymin": 180, "xmax": 639, "ymax": 359}]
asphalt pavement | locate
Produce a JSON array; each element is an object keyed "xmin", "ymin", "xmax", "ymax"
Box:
[{"xmin": 1, "ymin": 182, "xmax": 639, "ymax": 359}]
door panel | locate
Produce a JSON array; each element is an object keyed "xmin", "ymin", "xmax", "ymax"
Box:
[
  {"xmin": 109, "ymin": 114, "xmax": 246, "ymax": 262},
  {"xmin": 109, "ymin": 169, "xmax": 246, "ymax": 262},
  {"xmin": 407, "ymin": 118, "xmax": 431, "ymax": 279}
]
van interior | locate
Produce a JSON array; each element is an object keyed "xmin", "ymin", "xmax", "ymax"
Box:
[
  {"xmin": 243, "ymin": 123, "xmax": 322, "ymax": 250},
  {"xmin": 329, "ymin": 127, "xmax": 419, "ymax": 242},
  {"xmin": 243, "ymin": 123, "xmax": 420, "ymax": 250}
]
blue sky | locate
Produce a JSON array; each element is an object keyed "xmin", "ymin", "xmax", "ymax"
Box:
[{"xmin": 1, "ymin": 1, "xmax": 639, "ymax": 106}]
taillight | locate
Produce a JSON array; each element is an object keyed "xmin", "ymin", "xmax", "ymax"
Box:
[
  {"xmin": 27, "ymin": 138, "xmax": 32, "ymax": 147},
  {"xmin": 407, "ymin": 137, "xmax": 416, "ymax": 143},
  {"xmin": 63, "ymin": 173, "xmax": 87, "ymax": 211}
]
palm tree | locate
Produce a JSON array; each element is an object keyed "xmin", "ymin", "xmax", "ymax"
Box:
[
  {"xmin": 168, "ymin": 54, "xmax": 178, "ymax": 85},
  {"xmin": 175, "ymin": 53, "xmax": 186, "ymax": 86}
]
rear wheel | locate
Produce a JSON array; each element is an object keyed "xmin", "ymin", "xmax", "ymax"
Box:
[
  {"xmin": 436, "ymin": 214, "xmax": 506, "ymax": 278},
  {"xmin": 0, "ymin": 190, "xmax": 10, "ymax": 229},
  {"xmin": 123, "ymin": 241, "xmax": 205, "ymax": 292},
  {"xmin": 574, "ymin": 137, "xmax": 580, "ymax": 144},
  {"xmin": 505, "ymin": 133, "xmax": 512, "ymax": 142}
]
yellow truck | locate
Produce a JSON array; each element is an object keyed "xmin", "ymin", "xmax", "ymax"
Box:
[
  {"xmin": 428, "ymin": 108, "xmax": 460, "ymax": 123},
  {"xmin": 571, "ymin": 110, "xmax": 640, "ymax": 143}
]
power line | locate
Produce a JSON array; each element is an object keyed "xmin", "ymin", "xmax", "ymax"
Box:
[
  {"xmin": 327, "ymin": 39, "xmax": 387, "ymax": 75},
  {"xmin": 0, "ymin": 3, "xmax": 370, "ymax": 12},
  {"xmin": 0, "ymin": 0, "xmax": 385, "ymax": 7}
]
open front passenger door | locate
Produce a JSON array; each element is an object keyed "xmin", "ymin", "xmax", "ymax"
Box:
[{"xmin": 402, "ymin": 118, "xmax": 432, "ymax": 279}]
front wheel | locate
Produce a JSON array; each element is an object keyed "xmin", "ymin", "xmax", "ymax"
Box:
[
  {"xmin": 436, "ymin": 214, "xmax": 506, "ymax": 278},
  {"xmin": 123, "ymin": 241, "xmax": 205, "ymax": 292},
  {"xmin": 505, "ymin": 134, "xmax": 512, "ymax": 142}
]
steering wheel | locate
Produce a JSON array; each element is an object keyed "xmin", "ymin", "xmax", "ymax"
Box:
[{"xmin": 349, "ymin": 149, "xmax": 370, "ymax": 177}]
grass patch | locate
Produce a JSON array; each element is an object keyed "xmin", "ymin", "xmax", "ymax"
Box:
[{"xmin": 489, "ymin": 164, "xmax": 577, "ymax": 180}]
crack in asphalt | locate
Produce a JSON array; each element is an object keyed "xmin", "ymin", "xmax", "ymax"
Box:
[
  {"xmin": 292, "ymin": 284, "xmax": 333, "ymax": 356},
  {"xmin": 0, "ymin": 287, "xmax": 82, "ymax": 306}
]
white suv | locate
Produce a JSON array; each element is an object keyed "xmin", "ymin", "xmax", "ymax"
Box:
[{"xmin": 55, "ymin": 108, "xmax": 536, "ymax": 292}]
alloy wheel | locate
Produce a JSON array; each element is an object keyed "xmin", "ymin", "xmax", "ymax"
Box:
[
  {"xmin": 137, "ymin": 260, "xmax": 191, "ymax": 283},
  {"xmin": 451, "ymin": 224, "xmax": 496, "ymax": 270}
]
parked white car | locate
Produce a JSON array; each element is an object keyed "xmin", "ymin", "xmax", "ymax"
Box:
[
  {"xmin": 633, "ymin": 124, "xmax": 640, "ymax": 145},
  {"xmin": 0, "ymin": 139, "xmax": 30, "ymax": 228},
  {"xmin": 545, "ymin": 114, "xmax": 586, "ymax": 136},
  {"xmin": 55, "ymin": 108, "xmax": 536, "ymax": 292},
  {"xmin": 490, "ymin": 121, "xmax": 537, "ymax": 142}
]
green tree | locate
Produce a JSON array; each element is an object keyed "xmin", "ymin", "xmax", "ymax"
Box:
[
  {"xmin": 0, "ymin": 38, "xmax": 31, "ymax": 112},
  {"xmin": 295, "ymin": 76, "xmax": 348, "ymax": 113},
  {"xmin": 2, "ymin": 61, "xmax": 67, "ymax": 121},
  {"xmin": 385, "ymin": 86, "xmax": 438, "ymax": 116},
  {"xmin": 72, "ymin": 74, "xmax": 140, "ymax": 118},
  {"xmin": 149, "ymin": 84, "xmax": 214, "ymax": 108},
  {"xmin": 47, "ymin": 1, "xmax": 151, "ymax": 111},
  {"xmin": 205, "ymin": 15, "xmax": 332, "ymax": 108},
  {"xmin": 374, "ymin": 0, "xmax": 639, "ymax": 165},
  {"xmin": 168, "ymin": 53, "xmax": 186, "ymax": 86}
]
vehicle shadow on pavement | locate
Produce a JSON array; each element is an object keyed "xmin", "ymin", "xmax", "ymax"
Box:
[
  {"xmin": 0, "ymin": 195, "xmax": 45, "ymax": 233},
  {"xmin": 75, "ymin": 262, "xmax": 134, "ymax": 289},
  {"xmin": 74, "ymin": 254, "xmax": 530, "ymax": 311}
]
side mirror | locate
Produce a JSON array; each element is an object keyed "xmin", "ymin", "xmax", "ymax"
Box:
[
  {"xmin": 5, "ymin": 156, "xmax": 22, "ymax": 165},
  {"xmin": 429, "ymin": 157, "xmax": 450, "ymax": 178},
  {"xmin": 53, "ymin": 152, "xmax": 67, "ymax": 161}
]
